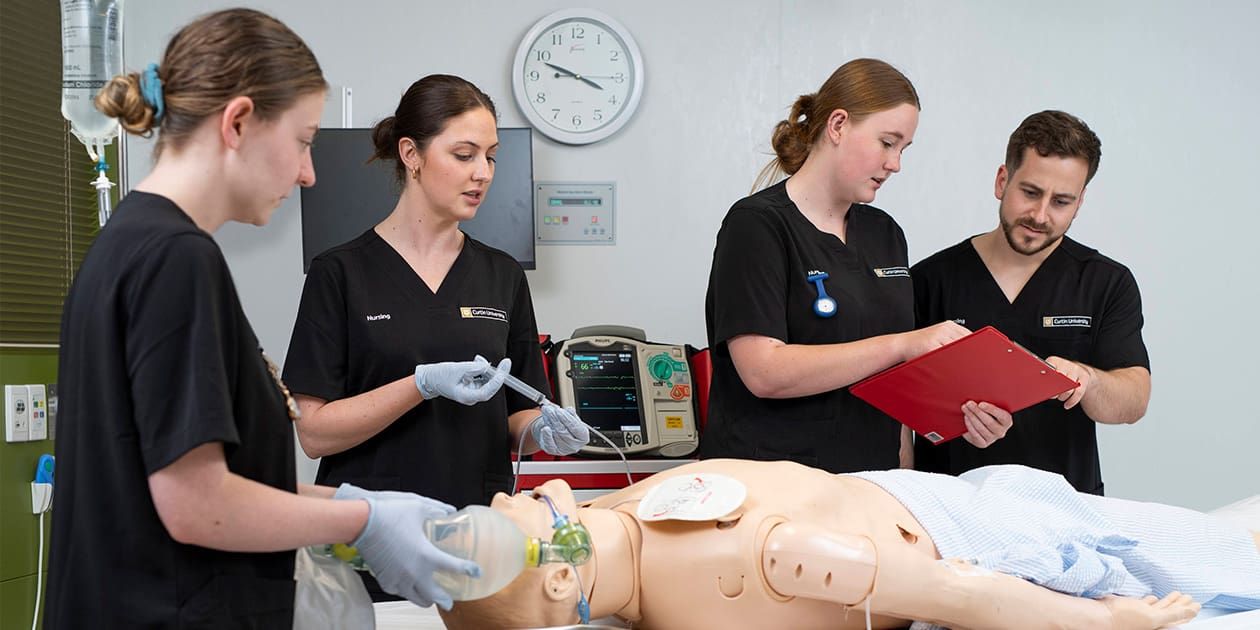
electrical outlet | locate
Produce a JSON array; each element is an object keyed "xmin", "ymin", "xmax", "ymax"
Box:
[
  {"xmin": 5, "ymin": 384, "xmax": 30, "ymax": 442},
  {"xmin": 47, "ymin": 382, "xmax": 57, "ymax": 440},
  {"xmin": 28, "ymin": 384, "xmax": 47, "ymax": 440}
]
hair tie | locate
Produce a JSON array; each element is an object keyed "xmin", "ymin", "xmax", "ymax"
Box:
[{"xmin": 140, "ymin": 63, "xmax": 165, "ymax": 122}]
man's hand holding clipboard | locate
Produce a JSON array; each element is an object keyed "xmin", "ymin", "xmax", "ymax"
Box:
[{"xmin": 850, "ymin": 326, "xmax": 1079, "ymax": 445}]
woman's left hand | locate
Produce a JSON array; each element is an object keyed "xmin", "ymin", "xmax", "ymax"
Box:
[{"xmin": 530, "ymin": 404, "xmax": 591, "ymax": 455}]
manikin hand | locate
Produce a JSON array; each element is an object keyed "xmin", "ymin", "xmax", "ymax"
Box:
[
  {"xmin": 414, "ymin": 355, "xmax": 510, "ymax": 405},
  {"xmin": 1102, "ymin": 592, "xmax": 1200, "ymax": 629},
  {"xmin": 336, "ymin": 483, "xmax": 479, "ymax": 610},
  {"xmin": 1045, "ymin": 355, "xmax": 1094, "ymax": 410},
  {"xmin": 960, "ymin": 401, "xmax": 1013, "ymax": 448},
  {"xmin": 529, "ymin": 404, "xmax": 591, "ymax": 455},
  {"xmin": 900, "ymin": 321, "xmax": 970, "ymax": 361}
]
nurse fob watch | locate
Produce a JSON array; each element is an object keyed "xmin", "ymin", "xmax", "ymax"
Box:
[{"xmin": 807, "ymin": 271, "xmax": 837, "ymax": 318}]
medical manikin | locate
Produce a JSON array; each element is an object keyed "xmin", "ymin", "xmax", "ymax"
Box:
[{"xmin": 439, "ymin": 459, "xmax": 1260, "ymax": 630}]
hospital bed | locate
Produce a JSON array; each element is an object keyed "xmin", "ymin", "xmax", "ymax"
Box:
[
  {"xmin": 372, "ymin": 493, "xmax": 1260, "ymax": 629},
  {"xmin": 373, "ymin": 602, "xmax": 1260, "ymax": 629}
]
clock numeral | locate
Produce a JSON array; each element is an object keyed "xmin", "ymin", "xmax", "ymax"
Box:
[
  {"xmin": 572, "ymin": 114, "xmax": 582, "ymax": 127},
  {"xmin": 593, "ymin": 109, "xmax": 603, "ymax": 122},
  {"xmin": 596, "ymin": 33, "xmax": 602, "ymax": 45},
  {"xmin": 536, "ymin": 50, "xmax": 552, "ymax": 62},
  {"xmin": 551, "ymin": 33, "xmax": 562, "ymax": 46},
  {"xmin": 613, "ymin": 72, "xmax": 625, "ymax": 84},
  {"xmin": 610, "ymin": 50, "xmax": 620, "ymax": 62},
  {"xmin": 608, "ymin": 94, "xmax": 619, "ymax": 105},
  {"xmin": 535, "ymin": 92, "xmax": 547, "ymax": 103},
  {"xmin": 528, "ymin": 70, "xmax": 540, "ymax": 82},
  {"xmin": 571, "ymin": 26, "xmax": 585, "ymax": 39},
  {"xmin": 551, "ymin": 108, "xmax": 560, "ymax": 121}
]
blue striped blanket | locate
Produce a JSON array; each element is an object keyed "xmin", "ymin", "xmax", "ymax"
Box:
[{"xmin": 850, "ymin": 465, "xmax": 1260, "ymax": 610}]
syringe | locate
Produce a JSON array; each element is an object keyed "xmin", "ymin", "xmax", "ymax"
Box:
[
  {"xmin": 472, "ymin": 365, "xmax": 553, "ymax": 406},
  {"xmin": 502, "ymin": 371, "xmax": 552, "ymax": 407}
]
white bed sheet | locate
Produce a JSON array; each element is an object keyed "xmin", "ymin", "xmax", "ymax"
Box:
[
  {"xmin": 374, "ymin": 601, "xmax": 1259, "ymax": 629},
  {"xmin": 1176, "ymin": 608, "xmax": 1260, "ymax": 629}
]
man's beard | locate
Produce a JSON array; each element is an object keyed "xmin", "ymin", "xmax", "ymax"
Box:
[{"xmin": 1000, "ymin": 215, "xmax": 1061, "ymax": 256}]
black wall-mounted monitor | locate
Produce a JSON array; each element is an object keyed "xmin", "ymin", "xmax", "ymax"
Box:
[{"xmin": 299, "ymin": 127, "xmax": 535, "ymax": 271}]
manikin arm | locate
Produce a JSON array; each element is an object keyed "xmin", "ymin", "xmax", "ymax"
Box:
[{"xmin": 760, "ymin": 521, "xmax": 1199, "ymax": 630}]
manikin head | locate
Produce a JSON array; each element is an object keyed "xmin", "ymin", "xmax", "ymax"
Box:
[
  {"xmin": 439, "ymin": 480, "xmax": 587, "ymax": 629},
  {"xmin": 995, "ymin": 110, "xmax": 1101, "ymax": 256}
]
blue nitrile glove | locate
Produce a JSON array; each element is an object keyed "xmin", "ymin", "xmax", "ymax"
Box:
[
  {"xmin": 335, "ymin": 484, "xmax": 480, "ymax": 610},
  {"xmin": 414, "ymin": 355, "xmax": 510, "ymax": 405},
  {"xmin": 529, "ymin": 403, "xmax": 591, "ymax": 456}
]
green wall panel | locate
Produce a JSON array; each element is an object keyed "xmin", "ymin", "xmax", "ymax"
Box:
[
  {"xmin": 0, "ymin": 348, "xmax": 57, "ymax": 630},
  {"xmin": 1, "ymin": 573, "xmax": 44, "ymax": 630}
]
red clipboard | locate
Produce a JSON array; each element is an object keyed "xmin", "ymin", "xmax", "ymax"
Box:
[{"xmin": 850, "ymin": 326, "xmax": 1078, "ymax": 444}]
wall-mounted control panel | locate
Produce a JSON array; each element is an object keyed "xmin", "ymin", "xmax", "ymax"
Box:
[{"xmin": 535, "ymin": 182, "xmax": 616, "ymax": 245}]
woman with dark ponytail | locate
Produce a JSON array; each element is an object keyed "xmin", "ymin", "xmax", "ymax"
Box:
[
  {"xmin": 282, "ymin": 74, "xmax": 587, "ymax": 599},
  {"xmin": 701, "ymin": 59, "xmax": 970, "ymax": 474},
  {"xmin": 48, "ymin": 11, "xmax": 481, "ymax": 628}
]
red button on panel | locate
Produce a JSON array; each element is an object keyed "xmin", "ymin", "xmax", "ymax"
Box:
[{"xmin": 670, "ymin": 384, "xmax": 687, "ymax": 400}]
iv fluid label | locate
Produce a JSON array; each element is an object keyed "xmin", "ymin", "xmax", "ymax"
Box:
[
  {"xmin": 637, "ymin": 473, "xmax": 747, "ymax": 522},
  {"xmin": 60, "ymin": 0, "xmax": 122, "ymax": 141}
]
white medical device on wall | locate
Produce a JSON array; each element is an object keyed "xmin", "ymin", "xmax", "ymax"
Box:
[{"xmin": 554, "ymin": 325, "xmax": 698, "ymax": 458}]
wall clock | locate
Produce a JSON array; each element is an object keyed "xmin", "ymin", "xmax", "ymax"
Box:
[{"xmin": 512, "ymin": 9, "xmax": 644, "ymax": 145}]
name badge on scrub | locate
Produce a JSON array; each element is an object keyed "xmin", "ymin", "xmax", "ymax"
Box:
[{"xmin": 806, "ymin": 270, "xmax": 836, "ymax": 318}]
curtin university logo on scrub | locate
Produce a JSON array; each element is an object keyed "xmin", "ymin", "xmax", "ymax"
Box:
[
  {"xmin": 460, "ymin": 306, "xmax": 508, "ymax": 323},
  {"xmin": 1042, "ymin": 315, "xmax": 1092, "ymax": 328},
  {"xmin": 872, "ymin": 266, "xmax": 910, "ymax": 278}
]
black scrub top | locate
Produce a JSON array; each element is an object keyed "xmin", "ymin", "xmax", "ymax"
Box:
[
  {"xmin": 47, "ymin": 192, "xmax": 297, "ymax": 629},
  {"xmin": 283, "ymin": 229, "xmax": 549, "ymax": 508},
  {"xmin": 911, "ymin": 236, "xmax": 1149, "ymax": 494},
  {"xmin": 699, "ymin": 180, "xmax": 915, "ymax": 473}
]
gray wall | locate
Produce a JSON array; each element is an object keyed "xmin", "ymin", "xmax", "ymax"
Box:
[{"xmin": 123, "ymin": 0, "xmax": 1260, "ymax": 510}]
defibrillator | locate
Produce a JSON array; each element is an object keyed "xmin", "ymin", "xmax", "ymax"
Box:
[{"xmin": 553, "ymin": 325, "xmax": 699, "ymax": 458}]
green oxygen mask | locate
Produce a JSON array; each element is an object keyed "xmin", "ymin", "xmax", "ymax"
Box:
[{"xmin": 421, "ymin": 497, "xmax": 592, "ymax": 602}]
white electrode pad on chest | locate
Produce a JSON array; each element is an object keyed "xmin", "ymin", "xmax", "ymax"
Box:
[{"xmin": 636, "ymin": 473, "xmax": 747, "ymax": 521}]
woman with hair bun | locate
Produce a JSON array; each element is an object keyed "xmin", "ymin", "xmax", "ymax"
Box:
[
  {"xmin": 282, "ymin": 74, "xmax": 588, "ymax": 599},
  {"xmin": 700, "ymin": 58, "xmax": 969, "ymax": 474},
  {"xmin": 47, "ymin": 10, "xmax": 481, "ymax": 627}
]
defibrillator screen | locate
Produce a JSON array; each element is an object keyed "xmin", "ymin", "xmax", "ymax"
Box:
[{"xmin": 568, "ymin": 351, "xmax": 645, "ymax": 442}]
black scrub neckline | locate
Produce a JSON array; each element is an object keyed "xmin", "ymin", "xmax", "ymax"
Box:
[
  {"xmin": 774, "ymin": 179, "xmax": 863, "ymax": 253},
  {"xmin": 963, "ymin": 236, "xmax": 1072, "ymax": 310},
  {"xmin": 369, "ymin": 227, "xmax": 472, "ymax": 301}
]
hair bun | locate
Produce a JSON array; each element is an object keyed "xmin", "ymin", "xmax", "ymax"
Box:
[
  {"xmin": 792, "ymin": 93, "xmax": 816, "ymax": 126},
  {"xmin": 95, "ymin": 73, "xmax": 158, "ymax": 135},
  {"xmin": 369, "ymin": 115, "xmax": 397, "ymax": 162}
]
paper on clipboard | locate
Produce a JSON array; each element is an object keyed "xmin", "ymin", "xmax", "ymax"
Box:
[{"xmin": 849, "ymin": 326, "xmax": 1079, "ymax": 444}]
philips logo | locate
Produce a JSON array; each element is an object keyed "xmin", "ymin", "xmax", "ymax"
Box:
[
  {"xmin": 365, "ymin": 313, "xmax": 391, "ymax": 321},
  {"xmin": 460, "ymin": 306, "xmax": 508, "ymax": 323},
  {"xmin": 873, "ymin": 266, "xmax": 910, "ymax": 278},
  {"xmin": 1042, "ymin": 316, "xmax": 1091, "ymax": 328}
]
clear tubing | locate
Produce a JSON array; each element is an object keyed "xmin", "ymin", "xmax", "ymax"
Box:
[{"xmin": 92, "ymin": 167, "xmax": 113, "ymax": 227}]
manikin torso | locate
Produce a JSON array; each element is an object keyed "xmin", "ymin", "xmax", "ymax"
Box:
[{"xmin": 584, "ymin": 459, "xmax": 937, "ymax": 629}]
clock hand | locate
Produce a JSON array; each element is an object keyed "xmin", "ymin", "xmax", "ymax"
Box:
[
  {"xmin": 545, "ymin": 62, "xmax": 579, "ymax": 78},
  {"xmin": 544, "ymin": 62, "xmax": 604, "ymax": 91},
  {"xmin": 576, "ymin": 76, "xmax": 604, "ymax": 91}
]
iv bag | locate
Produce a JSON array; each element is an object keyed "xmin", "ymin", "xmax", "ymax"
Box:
[{"xmin": 60, "ymin": 0, "xmax": 123, "ymax": 160}]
